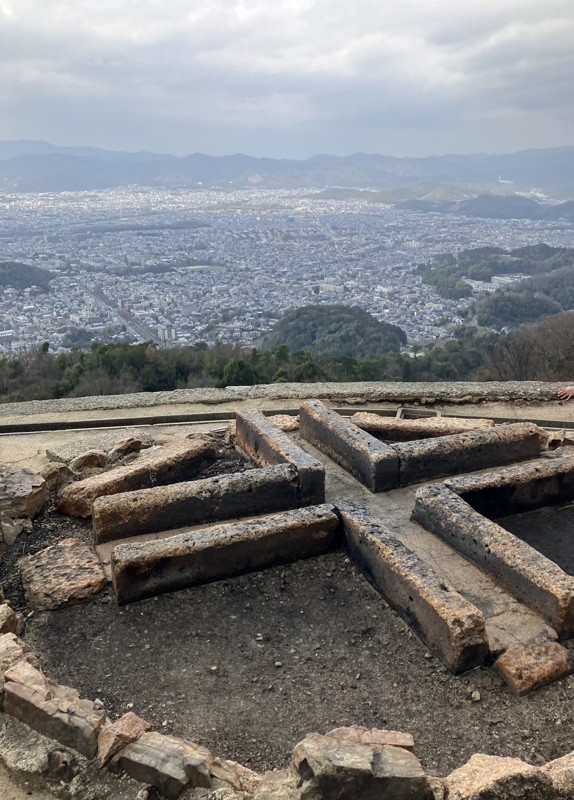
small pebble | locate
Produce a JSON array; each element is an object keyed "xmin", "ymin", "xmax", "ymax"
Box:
[{"xmin": 471, "ymin": 690, "xmax": 481, "ymax": 702}]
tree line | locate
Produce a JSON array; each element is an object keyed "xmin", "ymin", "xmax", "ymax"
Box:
[{"xmin": 2, "ymin": 311, "xmax": 574, "ymax": 404}]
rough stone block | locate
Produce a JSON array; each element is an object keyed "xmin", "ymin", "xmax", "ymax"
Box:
[
  {"xmin": 542, "ymin": 752, "xmax": 574, "ymax": 797},
  {"xmin": 291, "ymin": 731, "xmax": 432, "ymax": 800},
  {"xmin": 3, "ymin": 661, "xmax": 108, "ymax": 759},
  {"xmin": 111, "ymin": 504, "xmax": 339, "ymax": 604},
  {"xmin": 97, "ymin": 711, "xmax": 153, "ymax": 766},
  {"xmin": 352, "ymin": 412, "xmax": 494, "ymax": 441},
  {"xmin": 39, "ymin": 461, "xmax": 74, "ymax": 492},
  {"xmin": 494, "ymin": 642, "xmax": 574, "ymax": 695},
  {"xmin": 69, "ymin": 450, "xmax": 110, "ymax": 473},
  {"xmin": 326, "ymin": 726, "xmax": 415, "ymax": 752},
  {"xmin": 0, "ymin": 468, "xmax": 48, "ymax": 518},
  {"xmin": 210, "ymin": 757, "xmax": 262, "ymax": 793},
  {"xmin": 0, "ymin": 633, "xmax": 38, "ymax": 705},
  {"xmin": 444, "ymin": 753, "xmax": 558, "ymax": 800},
  {"xmin": 0, "ymin": 516, "xmax": 27, "ymax": 546},
  {"xmin": 109, "ymin": 437, "xmax": 146, "ymax": 461},
  {"xmin": 0, "ymin": 603, "xmax": 22, "ymax": 635},
  {"xmin": 235, "ymin": 409, "xmax": 325, "ymax": 504},
  {"xmin": 268, "ymin": 414, "xmax": 299, "ymax": 432},
  {"xmin": 299, "ymin": 401, "xmax": 399, "ymax": 491},
  {"xmin": 19, "ymin": 538, "xmax": 107, "ymax": 610},
  {"xmin": 111, "ymin": 731, "xmax": 212, "ymax": 799},
  {"xmin": 412, "ymin": 483, "xmax": 574, "ymax": 638},
  {"xmin": 393, "ymin": 423, "xmax": 542, "ymax": 487},
  {"xmin": 340, "ymin": 507, "xmax": 488, "ymax": 673},
  {"xmin": 58, "ymin": 438, "xmax": 217, "ymax": 518},
  {"xmin": 252, "ymin": 769, "xmax": 298, "ymax": 800},
  {"xmin": 93, "ymin": 464, "xmax": 301, "ymax": 544}
]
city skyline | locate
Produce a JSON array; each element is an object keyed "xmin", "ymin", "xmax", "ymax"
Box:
[{"xmin": 1, "ymin": 1, "xmax": 573, "ymax": 159}]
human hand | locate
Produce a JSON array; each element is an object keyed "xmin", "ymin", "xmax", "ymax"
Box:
[{"xmin": 558, "ymin": 386, "xmax": 574, "ymax": 400}]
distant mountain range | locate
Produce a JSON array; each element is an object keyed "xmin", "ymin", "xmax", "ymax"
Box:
[
  {"xmin": 0, "ymin": 140, "xmax": 573, "ymax": 196},
  {"xmin": 316, "ymin": 186, "xmax": 574, "ymax": 222}
]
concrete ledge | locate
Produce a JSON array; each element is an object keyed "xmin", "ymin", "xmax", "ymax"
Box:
[
  {"xmin": 445, "ymin": 455, "xmax": 574, "ymax": 517},
  {"xmin": 235, "ymin": 410, "xmax": 325, "ymax": 504},
  {"xmin": 0, "ymin": 380, "xmax": 567, "ymax": 423},
  {"xmin": 338, "ymin": 506, "xmax": 489, "ymax": 673},
  {"xmin": 299, "ymin": 401, "xmax": 399, "ymax": 491},
  {"xmin": 111, "ymin": 504, "xmax": 340, "ymax": 604},
  {"xmin": 92, "ymin": 464, "xmax": 301, "ymax": 544},
  {"xmin": 412, "ymin": 483, "xmax": 574, "ymax": 638},
  {"xmin": 393, "ymin": 423, "xmax": 542, "ymax": 487}
]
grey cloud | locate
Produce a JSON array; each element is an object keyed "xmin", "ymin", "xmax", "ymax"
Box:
[{"xmin": 0, "ymin": 0, "xmax": 572, "ymax": 156}]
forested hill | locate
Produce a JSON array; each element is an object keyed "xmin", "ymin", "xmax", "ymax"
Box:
[
  {"xmin": 261, "ymin": 305, "xmax": 407, "ymax": 359},
  {"xmin": 420, "ymin": 244, "xmax": 574, "ymax": 331},
  {"xmin": 0, "ymin": 261, "xmax": 53, "ymax": 291},
  {"xmin": 419, "ymin": 244, "xmax": 574, "ymax": 300},
  {"xmin": 400, "ymin": 195, "xmax": 574, "ymax": 222}
]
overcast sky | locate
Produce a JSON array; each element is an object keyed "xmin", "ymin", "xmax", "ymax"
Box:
[{"xmin": 1, "ymin": 0, "xmax": 573, "ymax": 158}]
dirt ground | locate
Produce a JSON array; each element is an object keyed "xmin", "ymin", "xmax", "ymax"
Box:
[
  {"xmin": 8, "ymin": 518, "xmax": 572, "ymax": 779},
  {"xmin": 0, "ymin": 763, "xmax": 53, "ymax": 800}
]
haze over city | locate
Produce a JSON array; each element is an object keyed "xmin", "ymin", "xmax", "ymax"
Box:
[{"xmin": 1, "ymin": 0, "xmax": 573, "ymax": 159}]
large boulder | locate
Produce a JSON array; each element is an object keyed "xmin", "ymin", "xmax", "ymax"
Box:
[
  {"xmin": 0, "ymin": 468, "xmax": 48, "ymax": 518},
  {"xmin": 291, "ymin": 728, "xmax": 432, "ymax": 800},
  {"xmin": 542, "ymin": 752, "xmax": 574, "ymax": 798},
  {"xmin": 3, "ymin": 661, "xmax": 108, "ymax": 759},
  {"xmin": 444, "ymin": 754, "xmax": 559, "ymax": 800},
  {"xmin": 111, "ymin": 731, "xmax": 212, "ymax": 800},
  {"xmin": 19, "ymin": 538, "xmax": 107, "ymax": 610}
]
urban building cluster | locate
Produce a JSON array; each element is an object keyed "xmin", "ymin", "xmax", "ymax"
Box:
[{"xmin": 1, "ymin": 188, "xmax": 573, "ymax": 355}]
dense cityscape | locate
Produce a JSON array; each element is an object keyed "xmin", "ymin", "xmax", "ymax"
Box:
[{"xmin": 1, "ymin": 188, "xmax": 574, "ymax": 356}]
